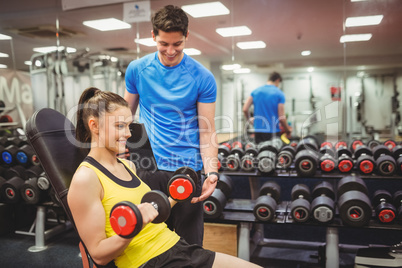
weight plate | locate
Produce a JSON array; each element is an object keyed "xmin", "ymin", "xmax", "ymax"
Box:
[
  {"xmin": 142, "ymin": 190, "xmax": 171, "ymax": 223},
  {"xmin": 357, "ymin": 155, "xmax": 376, "ymax": 174},
  {"xmin": 311, "ymin": 196, "xmax": 335, "ymax": 223},
  {"xmin": 173, "ymin": 166, "xmax": 199, "ymax": 185},
  {"xmin": 110, "ymin": 201, "xmax": 143, "ymax": 238}
]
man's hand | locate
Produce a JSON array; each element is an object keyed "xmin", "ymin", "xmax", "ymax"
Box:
[{"xmin": 191, "ymin": 174, "xmax": 218, "ymax": 203}]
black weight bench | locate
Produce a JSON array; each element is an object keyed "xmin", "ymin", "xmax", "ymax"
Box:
[{"xmin": 25, "ymin": 108, "xmax": 115, "ymax": 268}]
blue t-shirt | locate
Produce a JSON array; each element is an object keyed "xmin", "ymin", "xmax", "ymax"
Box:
[
  {"xmin": 125, "ymin": 52, "xmax": 217, "ymax": 171},
  {"xmin": 251, "ymin": 84, "xmax": 285, "ymax": 133}
]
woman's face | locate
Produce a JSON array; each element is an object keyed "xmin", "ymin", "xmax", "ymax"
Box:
[{"xmin": 98, "ymin": 106, "xmax": 132, "ymax": 154}]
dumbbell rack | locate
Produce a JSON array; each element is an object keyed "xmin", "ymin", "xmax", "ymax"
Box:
[{"xmin": 205, "ymin": 169, "xmax": 402, "ymax": 268}]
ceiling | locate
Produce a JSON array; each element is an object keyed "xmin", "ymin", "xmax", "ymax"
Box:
[{"xmin": 1, "ymin": 0, "xmax": 402, "ymax": 72}]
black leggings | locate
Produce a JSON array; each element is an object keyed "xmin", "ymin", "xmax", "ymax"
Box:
[
  {"xmin": 136, "ymin": 169, "xmax": 204, "ymax": 246},
  {"xmin": 255, "ymin": 132, "xmax": 281, "ymax": 144}
]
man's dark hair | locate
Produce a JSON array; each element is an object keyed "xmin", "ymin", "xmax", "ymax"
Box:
[
  {"xmin": 269, "ymin": 72, "xmax": 282, "ymax": 82},
  {"xmin": 151, "ymin": 5, "xmax": 189, "ymax": 37}
]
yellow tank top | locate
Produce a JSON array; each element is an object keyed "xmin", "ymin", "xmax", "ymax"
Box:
[{"xmin": 79, "ymin": 157, "xmax": 180, "ymax": 268}]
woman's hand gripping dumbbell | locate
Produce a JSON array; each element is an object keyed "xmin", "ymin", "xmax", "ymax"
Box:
[{"xmin": 110, "ymin": 167, "xmax": 199, "ymax": 238}]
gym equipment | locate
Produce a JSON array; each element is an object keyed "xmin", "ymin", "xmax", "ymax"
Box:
[
  {"xmin": 372, "ymin": 145, "xmax": 396, "ymax": 176},
  {"xmin": 110, "ymin": 190, "xmax": 171, "ymax": 238},
  {"xmin": 253, "ymin": 181, "xmax": 280, "ymax": 222},
  {"xmin": 334, "ymin": 141, "xmax": 347, "ymax": 150},
  {"xmin": 372, "ymin": 190, "xmax": 396, "ymax": 223},
  {"xmin": 367, "ymin": 139, "xmax": 381, "ymax": 150},
  {"xmin": 294, "ymin": 149, "xmax": 319, "ymax": 177},
  {"xmin": 310, "ymin": 181, "xmax": 335, "ymax": 223},
  {"xmin": 393, "ymin": 191, "xmax": 402, "ymax": 222},
  {"xmin": 289, "ymin": 184, "xmax": 311, "ymax": 223},
  {"xmin": 25, "ymin": 165, "xmax": 44, "ymax": 179},
  {"xmin": 392, "ymin": 145, "xmax": 402, "ymax": 174},
  {"xmin": 319, "ymin": 147, "xmax": 337, "ymax": 173},
  {"xmin": 203, "ymin": 174, "xmax": 233, "ymax": 219},
  {"xmin": 337, "ymin": 176, "xmax": 372, "ymax": 227},
  {"xmin": 1, "ymin": 144, "xmax": 19, "ymax": 166},
  {"xmin": 3, "ymin": 165, "xmax": 28, "ymax": 180},
  {"xmin": 355, "ymin": 246, "xmax": 402, "ymax": 268},
  {"xmin": 240, "ymin": 142, "xmax": 258, "ymax": 171},
  {"xmin": 16, "ymin": 144, "xmax": 41, "ymax": 167},
  {"xmin": 350, "ymin": 139, "xmax": 364, "ymax": 153},
  {"xmin": 336, "ymin": 146, "xmax": 354, "ymax": 173},
  {"xmin": 277, "ymin": 145, "xmax": 296, "ymax": 169},
  {"xmin": 0, "ymin": 176, "xmax": 25, "ymax": 204},
  {"xmin": 354, "ymin": 145, "xmax": 376, "ymax": 174},
  {"xmin": 295, "ymin": 135, "xmax": 319, "ymax": 153},
  {"xmin": 384, "ymin": 139, "xmax": 397, "ymax": 150},
  {"xmin": 217, "ymin": 142, "xmax": 231, "ymax": 171},
  {"xmin": 21, "ymin": 177, "xmax": 48, "ymax": 205},
  {"xmin": 0, "ymin": 176, "xmax": 6, "ymax": 202},
  {"xmin": 167, "ymin": 167, "xmax": 198, "ymax": 202},
  {"xmin": 256, "ymin": 140, "xmax": 280, "ymax": 174},
  {"xmin": 226, "ymin": 141, "xmax": 244, "ymax": 171}
]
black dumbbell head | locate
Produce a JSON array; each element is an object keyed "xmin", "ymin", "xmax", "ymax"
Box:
[
  {"xmin": 217, "ymin": 174, "xmax": 233, "ymax": 199},
  {"xmin": 291, "ymin": 184, "xmax": 311, "ymax": 201},
  {"xmin": 354, "ymin": 145, "xmax": 373, "ymax": 159},
  {"xmin": 141, "ymin": 190, "xmax": 171, "ymax": 224},
  {"xmin": 366, "ymin": 140, "xmax": 381, "ymax": 150},
  {"xmin": 312, "ymin": 181, "xmax": 335, "ymax": 200},
  {"xmin": 203, "ymin": 188, "xmax": 226, "ymax": 219},
  {"xmin": 392, "ymin": 145, "xmax": 402, "ymax": 159},
  {"xmin": 376, "ymin": 155, "xmax": 396, "ymax": 176},
  {"xmin": 338, "ymin": 190, "xmax": 372, "ymax": 227},
  {"xmin": 110, "ymin": 201, "xmax": 143, "ymax": 238},
  {"xmin": 259, "ymin": 181, "xmax": 281, "ymax": 203},
  {"xmin": 254, "ymin": 195, "xmax": 277, "ymax": 222},
  {"xmin": 372, "ymin": 145, "xmax": 391, "ymax": 160},
  {"xmin": 372, "ymin": 189, "xmax": 392, "ymax": 207},
  {"xmin": 337, "ymin": 176, "xmax": 368, "ymax": 197}
]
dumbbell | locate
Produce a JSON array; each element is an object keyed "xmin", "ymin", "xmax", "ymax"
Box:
[
  {"xmin": 372, "ymin": 145, "xmax": 396, "ymax": 176},
  {"xmin": 240, "ymin": 142, "xmax": 258, "ymax": 171},
  {"xmin": 289, "ymin": 184, "xmax": 311, "ymax": 223},
  {"xmin": 277, "ymin": 145, "xmax": 296, "ymax": 169},
  {"xmin": 334, "ymin": 141, "xmax": 348, "ymax": 150},
  {"xmin": 295, "ymin": 135, "xmax": 319, "ymax": 154},
  {"xmin": 16, "ymin": 144, "xmax": 41, "ymax": 168},
  {"xmin": 3, "ymin": 165, "xmax": 28, "ymax": 180},
  {"xmin": 1, "ymin": 144, "xmax": 19, "ymax": 166},
  {"xmin": 203, "ymin": 174, "xmax": 233, "ymax": 219},
  {"xmin": 0, "ymin": 176, "xmax": 6, "ymax": 202},
  {"xmin": 384, "ymin": 139, "xmax": 397, "ymax": 150},
  {"xmin": 354, "ymin": 145, "xmax": 376, "ymax": 174},
  {"xmin": 0, "ymin": 175, "xmax": 26, "ymax": 204},
  {"xmin": 288, "ymin": 137, "xmax": 300, "ymax": 148},
  {"xmin": 372, "ymin": 190, "xmax": 396, "ymax": 224},
  {"xmin": 319, "ymin": 146, "xmax": 337, "ymax": 173},
  {"xmin": 110, "ymin": 190, "xmax": 171, "ymax": 238},
  {"xmin": 367, "ymin": 139, "xmax": 381, "ymax": 150},
  {"xmin": 4, "ymin": 137, "xmax": 28, "ymax": 148},
  {"xmin": 393, "ymin": 190, "xmax": 402, "ymax": 222},
  {"xmin": 392, "ymin": 145, "xmax": 402, "ymax": 175},
  {"xmin": 294, "ymin": 149, "xmax": 320, "ymax": 177},
  {"xmin": 271, "ymin": 137, "xmax": 283, "ymax": 151},
  {"xmin": 21, "ymin": 176, "xmax": 49, "ymax": 205},
  {"xmin": 257, "ymin": 141, "xmax": 279, "ymax": 174},
  {"xmin": 25, "ymin": 165, "xmax": 44, "ymax": 179},
  {"xmin": 253, "ymin": 181, "xmax": 280, "ymax": 222},
  {"xmin": 217, "ymin": 142, "xmax": 231, "ymax": 171},
  {"xmin": 311, "ymin": 181, "xmax": 335, "ymax": 223},
  {"xmin": 226, "ymin": 141, "xmax": 244, "ymax": 171},
  {"xmin": 337, "ymin": 176, "xmax": 372, "ymax": 227},
  {"xmin": 350, "ymin": 139, "xmax": 364, "ymax": 154},
  {"xmin": 167, "ymin": 167, "xmax": 198, "ymax": 202},
  {"xmin": 336, "ymin": 145, "xmax": 354, "ymax": 173}
]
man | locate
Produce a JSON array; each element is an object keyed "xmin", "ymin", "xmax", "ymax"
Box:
[
  {"xmin": 242, "ymin": 71, "xmax": 292, "ymax": 144},
  {"xmin": 124, "ymin": 5, "xmax": 218, "ymax": 246}
]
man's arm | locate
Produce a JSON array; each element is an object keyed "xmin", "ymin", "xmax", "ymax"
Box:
[
  {"xmin": 124, "ymin": 90, "xmax": 140, "ymax": 117},
  {"xmin": 191, "ymin": 101, "xmax": 218, "ymax": 203},
  {"xmin": 278, "ymin": 103, "xmax": 292, "ymax": 136}
]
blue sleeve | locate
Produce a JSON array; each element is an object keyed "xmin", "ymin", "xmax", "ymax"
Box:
[
  {"xmin": 125, "ymin": 61, "xmax": 138, "ymax": 94},
  {"xmin": 198, "ymin": 73, "xmax": 217, "ymax": 103},
  {"xmin": 279, "ymin": 91, "xmax": 285, "ymax": 104}
]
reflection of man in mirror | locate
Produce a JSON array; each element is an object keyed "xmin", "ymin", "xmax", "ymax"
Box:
[
  {"xmin": 123, "ymin": 5, "xmax": 218, "ymax": 246},
  {"xmin": 243, "ymin": 71, "xmax": 292, "ymax": 144}
]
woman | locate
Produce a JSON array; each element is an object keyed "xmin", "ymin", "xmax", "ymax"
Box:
[{"xmin": 67, "ymin": 87, "xmax": 262, "ymax": 268}]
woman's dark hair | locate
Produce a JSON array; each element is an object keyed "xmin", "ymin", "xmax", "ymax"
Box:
[
  {"xmin": 152, "ymin": 5, "xmax": 189, "ymax": 37},
  {"xmin": 76, "ymin": 87, "xmax": 129, "ymax": 150}
]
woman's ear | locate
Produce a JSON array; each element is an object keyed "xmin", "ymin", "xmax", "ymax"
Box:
[{"xmin": 88, "ymin": 116, "xmax": 99, "ymax": 135}]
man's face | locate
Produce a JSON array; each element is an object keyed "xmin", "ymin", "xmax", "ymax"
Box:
[{"xmin": 152, "ymin": 30, "xmax": 188, "ymax": 67}]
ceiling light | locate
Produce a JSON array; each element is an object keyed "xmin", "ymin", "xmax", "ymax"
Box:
[
  {"xmin": 216, "ymin": 26, "xmax": 252, "ymax": 37},
  {"xmin": 83, "ymin": 18, "xmax": 131, "ymax": 31},
  {"xmin": 233, "ymin": 68, "xmax": 251, "ymax": 74},
  {"xmin": 0, "ymin": 52, "xmax": 9, "ymax": 57},
  {"xmin": 182, "ymin": 1, "xmax": 229, "ymax": 18},
  {"xmin": 236, "ymin": 41, "xmax": 266, "ymax": 50},
  {"xmin": 0, "ymin": 34, "xmax": 12, "ymax": 40},
  {"xmin": 184, "ymin": 48, "xmax": 201, "ymax": 55},
  {"xmin": 307, "ymin": 67, "xmax": 314, "ymax": 72},
  {"xmin": 33, "ymin": 46, "xmax": 77, "ymax": 53},
  {"xmin": 24, "ymin": 61, "xmax": 32, "ymax": 66},
  {"xmin": 221, "ymin": 64, "xmax": 241, "ymax": 70},
  {"xmin": 301, "ymin": 50, "xmax": 311, "ymax": 56},
  {"xmin": 0, "ymin": 64, "xmax": 7, "ymax": 68},
  {"xmin": 346, "ymin": 15, "xmax": 383, "ymax": 27},
  {"xmin": 340, "ymin": 33, "xmax": 372, "ymax": 43},
  {"xmin": 135, "ymin": 38, "xmax": 156, "ymax": 47}
]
